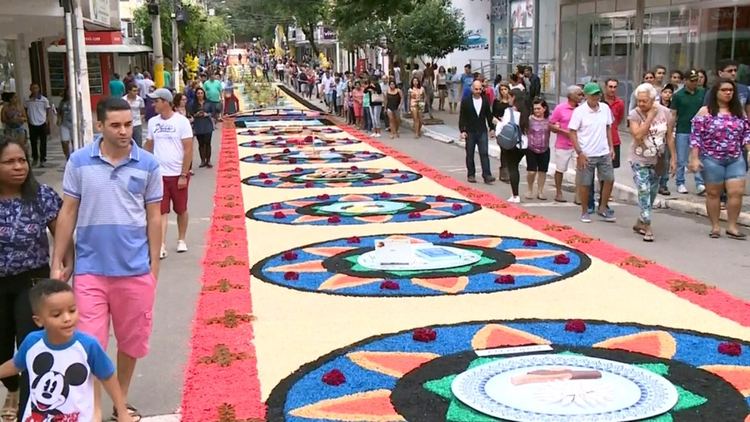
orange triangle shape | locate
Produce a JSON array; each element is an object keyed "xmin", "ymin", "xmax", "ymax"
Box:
[
  {"xmin": 493, "ymin": 264, "xmax": 559, "ymax": 277},
  {"xmin": 333, "ymin": 182, "xmax": 353, "ymax": 187},
  {"xmin": 303, "ymin": 247, "xmax": 357, "ymax": 257},
  {"xmin": 419, "ymin": 209, "xmax": 453, "ymax": 217},
  {"xmin": 372, "ymin": 179, "xmax": 395, "ymax": 184},
  {"xmin": 455, "ymin": 238, "xmax": 502, "ymax": 248},
  {"xmin": 348, "ymin": 351, "xmax": 440, "ymax": 378},
  {"xmin": 394, "ymin": 195, "xmax": 426, "ymax": 202},
  {"xmin": 594, "ymin": 331, "xmax": 677, "ymax": 359},
  {"xmin": 266, "ymin": 260, "xmax": 326, "ymax": 272},
  {"xmin": 339, "ymin": 194, "xmax": 376, "ymax": 202},
  {"xmin": 699, "ymin": 365, "xmax": 750, "ymax": 396},
  {"xmin": 277, "ymin": 182, "xmax": 299, "ymax": 188},
  {"xmin": 411, "ymin": 276, "xmax": 468, "ymax": 293},
  {"xmin": 285, "ymin": 200, "xmax": 318, "ymax": 208},
  {"xmin": 385, "ymin": 235, "xmax": 426, "ymax": 244},
  {"xmin": 354, "ymin": 215, "xmax": 393, "ymax": 223},
  {"xmin": 471, "ymin": 324, "xmax": 551, "ymax": 350},
  {"xmin": 294, "ymin": 215, "xmax": 331, "ymax": 224},
  {"xmin": 507, "ymin": 249, "xmax": 567, "ymax": 260},
  {"xmin": 426, "ymin": 202, "xmax": 454, "ymax": 209},
  {"xmin": 318, "ymin": 274, "xmax": 382, "ymax": 290},
  {"xmin": 289, "ymin": 389, "xmax": 405, "ymax": 421}
]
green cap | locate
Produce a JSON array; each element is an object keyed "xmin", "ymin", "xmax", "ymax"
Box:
[{"xmin": 583, "ymin": 82, "xmax": 602, "ymax": 95}]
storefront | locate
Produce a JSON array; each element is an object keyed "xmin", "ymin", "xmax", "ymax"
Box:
[
  {"xmin": 0, "ymin": 40, "xmax": 17, "ymax": 94},
  {"xmin": 558, "ymin": 0, "xmax": 750, "ymax": 102}
]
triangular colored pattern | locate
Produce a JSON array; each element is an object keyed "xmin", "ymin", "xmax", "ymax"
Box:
[
  {"xmin": 426, "ymin": 202, "xmax": 455, "ymax": 209},
  {"xmin": 372, "ymin": 179, "xmax": 396, "ymax": 184},
  {"xmin": 318, "ymin": 274, "xmax": 382, "ymax": 290},
  {"xmin": 418, "ymin": 209, "xmax": 453, "ymax": 217},
  {"xmin": 338, "ymin": 194, "xmax": 376, "ymax": 202},
  {"xmin": 411, "ymin": 276, "xmax": 469, "ymax": 294},
  {"xmin": 266, "ymin": 260, "xmax": 326, "ymax": 273},
  {"xmin": 393, "ymin": 195, "xmax": 426, "ymax": 202},
  {"xmin": 303, "ymin": 247, "xmax": 358, "ymax": 257},
  {"xmin": 347, "ymin": 351, "xmax": 440, "ymax": 378},
  {"xmin": 256, "ymin": 209, "xmax": 297, "ymax": 217},
  {"xmin": 471, "ymin": 324, "xmax": 551, "ymax": 350},
  {"xmin": 285, "ymin": 200, "xmax": 318, "ymax": 208},
  {"xmin": 593, "ymin": 331, "xmax": 677, "ymax": 359},
  {"xmin": 699, "ymin": 365, "xmax": 750, "ymax": 396},
  {"xmin": 385, "ymin": 235, "xmax": 426, "ymax": 243},
  {"xmin": 332, "ymin": 182, "xmax": 353, "ymax": 187},
  {"xmin": 288, "ymin": 389, "xmax": 406, "ymax": 421},
  {"xmin": 507, "ymin": 249, "xmax": 568, "ymax": 260},
  {"xmin": 277, "ymin": 182, "xmax": 299, "ymax": 188},
  {"xmin": 492, "ymin": 264, "xmax": 558, "ymax": 277},
  {"xmin": 454, "ymin": 238, "xmax": 502, "ymax": 248},
  {"xmin": 293, "ymin": 215, "xmax": 331, "ymax": 224},
  {"xmin": 354, "ymin": 215, "xmax": 394, "ymax": 224}
]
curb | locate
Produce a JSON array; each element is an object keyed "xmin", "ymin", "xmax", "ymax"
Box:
[{"xmin": 407, "ymin": 119, "xmax": 750, "ymax": 227}]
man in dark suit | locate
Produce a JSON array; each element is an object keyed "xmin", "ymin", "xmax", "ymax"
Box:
[{"xmin": 459, "ymin": 80, "xmax": 496, "ymax": 184}]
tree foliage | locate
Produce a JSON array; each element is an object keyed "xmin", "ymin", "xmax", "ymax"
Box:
[
  {"xmin": 228, "ymin": 0, "xmax": 291, "ymax": 43},
  {"xmin": 133, "ymin": 1, "xmax": 231, "ymax": 56},
  {"xmin": 393, "ymin": 0, "xmax": 466, "ymax": 59}
]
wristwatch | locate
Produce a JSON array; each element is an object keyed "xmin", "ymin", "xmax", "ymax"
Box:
[{"xmin": 179, "ymin": 173, "xmax": 188, "ymax": 178}]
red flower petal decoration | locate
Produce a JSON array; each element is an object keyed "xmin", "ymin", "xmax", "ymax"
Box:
[
  {"xmin": 451, "ymin": 203, "xmax": 463, "ymax": 210},
  {"xmin": 342, "ymin": 158, "xmax": 350, "ymax": 163},
  {"xmin": 408, "ymin": 212, "xmax": 422, "ymax": 219},
  {"xmin": 258, "ymin": 172, "xmax": 269, "ymax": 179},
  {"xmin": 390, "ymin": 169, "xmax": 399, "ymax": 173},
  {"xmin": 347, "ymin": 236, "xmax": 361, "ymax": 244},
  {"xmin": 288, "ymin": 158, "xmax": 298, "ymax": 164},
  {"xmin": 328, "ymin": 216, "xmax": 341, "ymax": 223},
  {"xmin": 436, "ymin": 195, "xmax": 446, "ymax": 202},
  {"xmin": 322, "ymin": 369, "xmax": 346, "ymax": 386},
  {"xmin": 400, "ymin": 174, "xmax": 409, "ymax": 180},
  {"xmin": 253, "ymin": 155, "xmax": 263, "ymax": 162},
  {"xmin": 263, "ymin": 179, "xmax": 274, "ymax": 185},
  {"xmin": 283, "ymin": 148, "xmax": 291, "ymax": 153},
  {"xmin": 294, "ymin": 167, "xmax": 304, "ymax": 173},
  {"xmin": 523, "ymin": 239, "xmax": 538, "ymax": 247},
  {"xmin": 718, "ymin": 342, "xmax": 742, "ymax": 356},
  {"xmin": 317, "ymin": 194, "xmax": 330, "ymax": 200},
  {"xmin": 363, "ymin": 180, "xmax": 373, "ymax": 185},
  {"xmin": 273, "ymin": 211, "xmax": 286, "ymax": 219},
  {"xmin": 554, "ymin": 254, "xmax": 571, "ymax": 265},
  {"xmin": 283, "ymin": 271, "xmax": 299, "ymax": 281},
  {"xmin": 350, "ymin": 166, "xmax": 359, "ymax": 171},
  {"xmin": 275, "ymin": 136, "xmax": 284, "ymax": 140},
  {"xmin": 329, "ymin": 148, "xmax": 336, "ymax": 152},
  {"xmin": 380, "ymin": 192, "xmax": 392, "ymax": 199},
  {"xmin": 413, "ymin": 328, "xmax": 437, "ymax": 342},
  {"xmin": 304, "ymin": 182, "xmax": 315, "ymax": 188},
  {"xmin": 495, "ymin": 275, "xmax": 515, "ymax": 284},
  {"xmin": 271, "ymin": 203, "xmax": 283, "ymax": 210},
  {"xmin": 304, "ymin": 135, "xmax": 313, "ymax": 143},
  {"xmin": 379, "ymin": 280, "xmax": 400, "ymax": 290},
  {"xmin": 282, "ymin": 251, "xmax": 298, "ymax": 261},
  {"xmin": 439, "ymin": 230, "xmax": 454, "ymax": 239},
  {"xmin": 565, "ymin": 319, "xmax": 587, "ymax": 333}
]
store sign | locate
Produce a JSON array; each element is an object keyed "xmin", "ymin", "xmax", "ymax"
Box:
[
  {"xmin": 85, "ymin": 31, "xmax": 123, "ymax": 45},
  {"xmin": 322, "ymin": 27, "xmax": 337, "ymax": 41},
  {"xmin": 91, "ymin": 0, "xmax": 111, "ymax": 25}
]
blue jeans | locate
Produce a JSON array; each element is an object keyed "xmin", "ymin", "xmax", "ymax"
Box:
[
  {"xmin": 465, "ymin": 130, "xmax": 492, "ymax": 179},
  {"xmin": 364, "ymin": 106, "xmax": 372, "ymax": 131},
  {"xmin": 676, "ymin": 133, "xmax": 704, "ymax": 187},
  {"xmin": 700, "ymin": 155, "xmax": 747, "ymax": 184},
  {"xmin": 658, "ymin": 148, "xmax": 670, "ymax": 189}
]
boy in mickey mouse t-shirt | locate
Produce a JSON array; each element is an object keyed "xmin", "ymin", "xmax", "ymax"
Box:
[{"xmin": 0, "ymin": 280, "xmax": 131, "ymax": 422}]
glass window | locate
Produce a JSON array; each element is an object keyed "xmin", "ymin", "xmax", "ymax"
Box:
[
  {"xmin": 0, "ymin": 40, "xmax": 16, "ymax": 94},
  {"xmin": 538, "ymin": 0, "xmax": 558, "ymax": 95},
  {"xmin": 694, "ymin": 7, "xmax": 735, "ymax": 78},
  {"xmin": 576, "ymin": 13, "xmax": 597, "ymax": 85},
  {"xmin": 559, "ymin": 16, "xmax": 577, "ymax": 101}
]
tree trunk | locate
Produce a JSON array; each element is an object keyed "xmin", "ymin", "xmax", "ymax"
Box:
[{"xmin": 301, "ymin": 23, "xmax": 320, "ymax": 60}]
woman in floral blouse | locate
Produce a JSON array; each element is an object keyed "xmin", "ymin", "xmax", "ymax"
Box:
[
  {"xmin": 0, "ymin": 135, "xmax": 72, "ymax": 420},
  {"xmin": 689, "ymin": 78, "xmax": 750, "ymax": 239}
]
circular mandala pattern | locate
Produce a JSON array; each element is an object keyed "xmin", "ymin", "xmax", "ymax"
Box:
[
  {"xmin": 241, "ymin": 150, "xmax": 385, "ymax": 165},
  {"xmin": 242, "ymin": 168, "xmax": 422, "ymax": 189},
  {"xmin": 237, "ymin": 126, "xmax": 343, "ymax": 137},
  {"xmin": 251, "ymin": 233, "xmax": 591, "ymax": 296},
  {"xmin": 266, "ymin": 319, "xmax": 750, "ymax": 422},
  {"xmin": 239, "ymin": 137, "xmax": 361, "ymax": 149},
  {"xmin": 246, "ymin": 194, "xmax": 481, "ymax": 226}
]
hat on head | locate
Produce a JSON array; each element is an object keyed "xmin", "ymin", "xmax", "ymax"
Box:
[
  {"xmin": 583, "ymin": 82, "xmax": 602, "ymax": 95},
  {"xmin": 687, "ymin": 69, "xmax": 700, "ymax": 81},
  {"xmin": 148, "ymin": 88, "xmax": 173, "ymax": 103}
]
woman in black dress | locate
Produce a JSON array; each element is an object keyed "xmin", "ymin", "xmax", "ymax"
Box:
[{"xmin": 386, "ymin": 80, "xmax": 403, "ymax": 138}]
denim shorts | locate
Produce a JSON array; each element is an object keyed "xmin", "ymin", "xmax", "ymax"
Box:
[{"xmin": 700, "ymin": 155, "xmax": 747, "ymax": 184}]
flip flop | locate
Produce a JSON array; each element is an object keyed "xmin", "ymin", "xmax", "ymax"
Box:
[
  {"xmin": 643, "ymin": 232, "xmax": 655, "ymax": 242},
  {"xmin": 112, "ymin": 404, "xmax": 142, "ymax": 422},
  {"xmin": 725, "ymin": 230, "xmax": 747, "ymax": 240},
  {"xmin": 554, "ymin": 198, "xmax": 567, "ymax": 203},
  {"xmin": 632, "ymin": 224, "xmax": 646, "ymax": 235},
  {"xmin": 709, "ymin": 231, "xmax": 721, "ymax": 239}
]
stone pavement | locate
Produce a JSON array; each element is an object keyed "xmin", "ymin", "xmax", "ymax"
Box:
[{"xmin": 300, "ymin": 89, "xmax": 750, "ymax": 226}]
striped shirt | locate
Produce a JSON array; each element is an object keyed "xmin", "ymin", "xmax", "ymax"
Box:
[{"xmin": 62, "ymin": 138, "xmax": 162, "ymax": 276}]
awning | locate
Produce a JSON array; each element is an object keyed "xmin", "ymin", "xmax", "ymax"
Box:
[{"xmin": 47, "ymin": 44, "xmax": 152, "ymax": 54}]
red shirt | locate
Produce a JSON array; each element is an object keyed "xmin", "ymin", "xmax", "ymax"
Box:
[{"xmin": 606, "ymin": 95, "xmax": 625, "ymax": 146}]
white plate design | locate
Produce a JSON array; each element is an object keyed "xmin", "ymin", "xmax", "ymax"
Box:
[
  {"xmin": 451, "ymin": 354, "xmax": 678, "ymax": 421},
  {"xmin": 357, "ymin": 245, "xmax": 482, "ymax": 271}
]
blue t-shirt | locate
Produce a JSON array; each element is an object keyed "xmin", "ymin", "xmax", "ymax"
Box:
[
  {"xmin": 0, "ymin": 184, "xmax": 61, "ymax": 277},
  {"xmin": 14, "ymin": 330, "xmax": 114, "ymax": 422},
  {"xmin": 461, "ymin": 73, "xmax": 475, "ymax": 100}
]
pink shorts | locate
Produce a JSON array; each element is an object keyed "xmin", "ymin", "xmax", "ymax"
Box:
[{"xmin": 73, "ymin": 273, "xmax": 156, "ymax": 359}]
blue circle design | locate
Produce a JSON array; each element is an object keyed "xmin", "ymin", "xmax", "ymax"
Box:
[
  {"xmin": 241, "ymin": 168, "xmax": 423, "ymax": 189},
  {"xmin": 240, "ymin": 150, "xmax": 386, "ymax": 165}
]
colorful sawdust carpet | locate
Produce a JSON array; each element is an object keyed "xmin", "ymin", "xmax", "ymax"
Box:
[
  {"xmin": 245, "ymin": 193, "xmax": 481, "ymax": 226},
  {"xmin": 266, "ymin": 319, "xmax": 750, "ymax": 422},
  {"xmin": 239, "ymin": 137, "xmax": 361, "ymax": 149},
  {"xmin": 241, "ymin": 149, "xmax": 386, "ymax": 165},
  {"xmin": 251, "ymin": 233, "xmax": 591, "ymax": 296},
  {"xmin": 242, "ymin": 168, "xmax": 422, "ymax": 189}
]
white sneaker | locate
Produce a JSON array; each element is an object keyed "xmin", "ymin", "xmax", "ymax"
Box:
[
  {"xmin": 507, "ymin": 196, "xmax": 521, "ymax": 203},
  {"xmin": 160, "ymin": 244, "xmax": 168, "ymax": 260},
  {"xmin": 177, "ymin": 240, "xmax": 188, "ymax": 253},
  {"xmin": 677, "ymin": 185, "xmax": 688, "ymax": 194}
]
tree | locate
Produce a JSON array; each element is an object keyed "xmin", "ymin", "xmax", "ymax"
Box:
[
  {"xmin": 278, "ymin": 0, "xmax": 330, "ymax": 58},
  {"xmin": 394, "ymin": 0, "xmax": 466, "ymax": 60},
  {"xmin": 133, "ymin": 1, "xmax": 231, "ymax": 56},
  {"xmin": 229, "ymin": 0, "xmax": 291, "ymax": 43}
]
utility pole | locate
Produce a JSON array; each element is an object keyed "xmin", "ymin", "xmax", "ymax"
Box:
[
  {"xmin": 631, "ymin": 0, "xmax": 645, "ymax": 93},
  {"xmin": 148, "ymin": 0, "xmax": 165, "ymax": 88},
  {"xmin": 172, "ymin": 0, "xmax": 182, "ymax": 91}
]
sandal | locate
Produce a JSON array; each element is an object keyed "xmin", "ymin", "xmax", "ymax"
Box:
[
  {"xmin": 643, "ymin": 231, "xmax": 655, "ymax": 242},
  {"xmin": 726, "ymin": 230, "xmax": 747, "ymax": 240},
  {"xmin": 111, "ymin": 404, "xmax": 142, "ymax": 422},
  {"xmin": 632, "ymin": 224, "xmax": 646, "ymax": 235},
  {"xmin": 709, "ymin": 230, "xmax": 721, "ymax": 239},
  {"xmin": 1, "ymin": 390, "xmax": 18, "ymax": 422}
]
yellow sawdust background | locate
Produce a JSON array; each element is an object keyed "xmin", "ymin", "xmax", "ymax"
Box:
[{"xmin": 234, "ymin": 91, "xmax": 750, "ymax": 400}]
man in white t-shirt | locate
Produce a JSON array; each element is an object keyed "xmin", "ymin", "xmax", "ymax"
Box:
[
  {"xmin": 568, "ymin": 82, "xmax": 616, "ymax": 223},
  {"xmin": 144, "ymin": 88, "xmax": 194, "ymax": 258}
]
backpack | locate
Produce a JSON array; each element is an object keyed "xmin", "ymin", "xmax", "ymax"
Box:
[{"xmin": 497, "ymin": 109, "xmax": 522, "ymax": 150}]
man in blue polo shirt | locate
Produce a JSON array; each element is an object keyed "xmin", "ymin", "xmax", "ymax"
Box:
[{"xmin": 51, "ymin": 97, "xmax": 162, "ymax": 422}]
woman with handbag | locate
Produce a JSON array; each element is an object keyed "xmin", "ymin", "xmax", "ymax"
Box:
[
  {"xmin": 495, "ymin": 89, "xmax": 530, "ymax": 203},
  {"xmin": 525, "ymin": 98, "xmax": 551, "ymax": 200},
  {"xmin": 368, "ymin": 79, "xmax": 384, "ymax": 138},
  {"xmin": 628, "ymin": 83, "xmax": 675, "ymax": 242}
]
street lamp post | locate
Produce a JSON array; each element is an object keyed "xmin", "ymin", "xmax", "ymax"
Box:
[{"xmin": 148, "ymin": 0, "xmax": 166, "ymax": 87}]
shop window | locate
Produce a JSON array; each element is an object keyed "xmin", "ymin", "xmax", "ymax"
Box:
[
  {"xmin": 48, "ymin": 53, "xmax": 66, "ymax": 97},
  {"xmin": 87, "ymin": 54, "xmax": 103, "ymax": 95}
]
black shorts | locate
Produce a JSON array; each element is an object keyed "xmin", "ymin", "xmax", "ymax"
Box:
[{"xmin": 526, "ymin": 149, "xmax": 551, "ymax": 172}]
